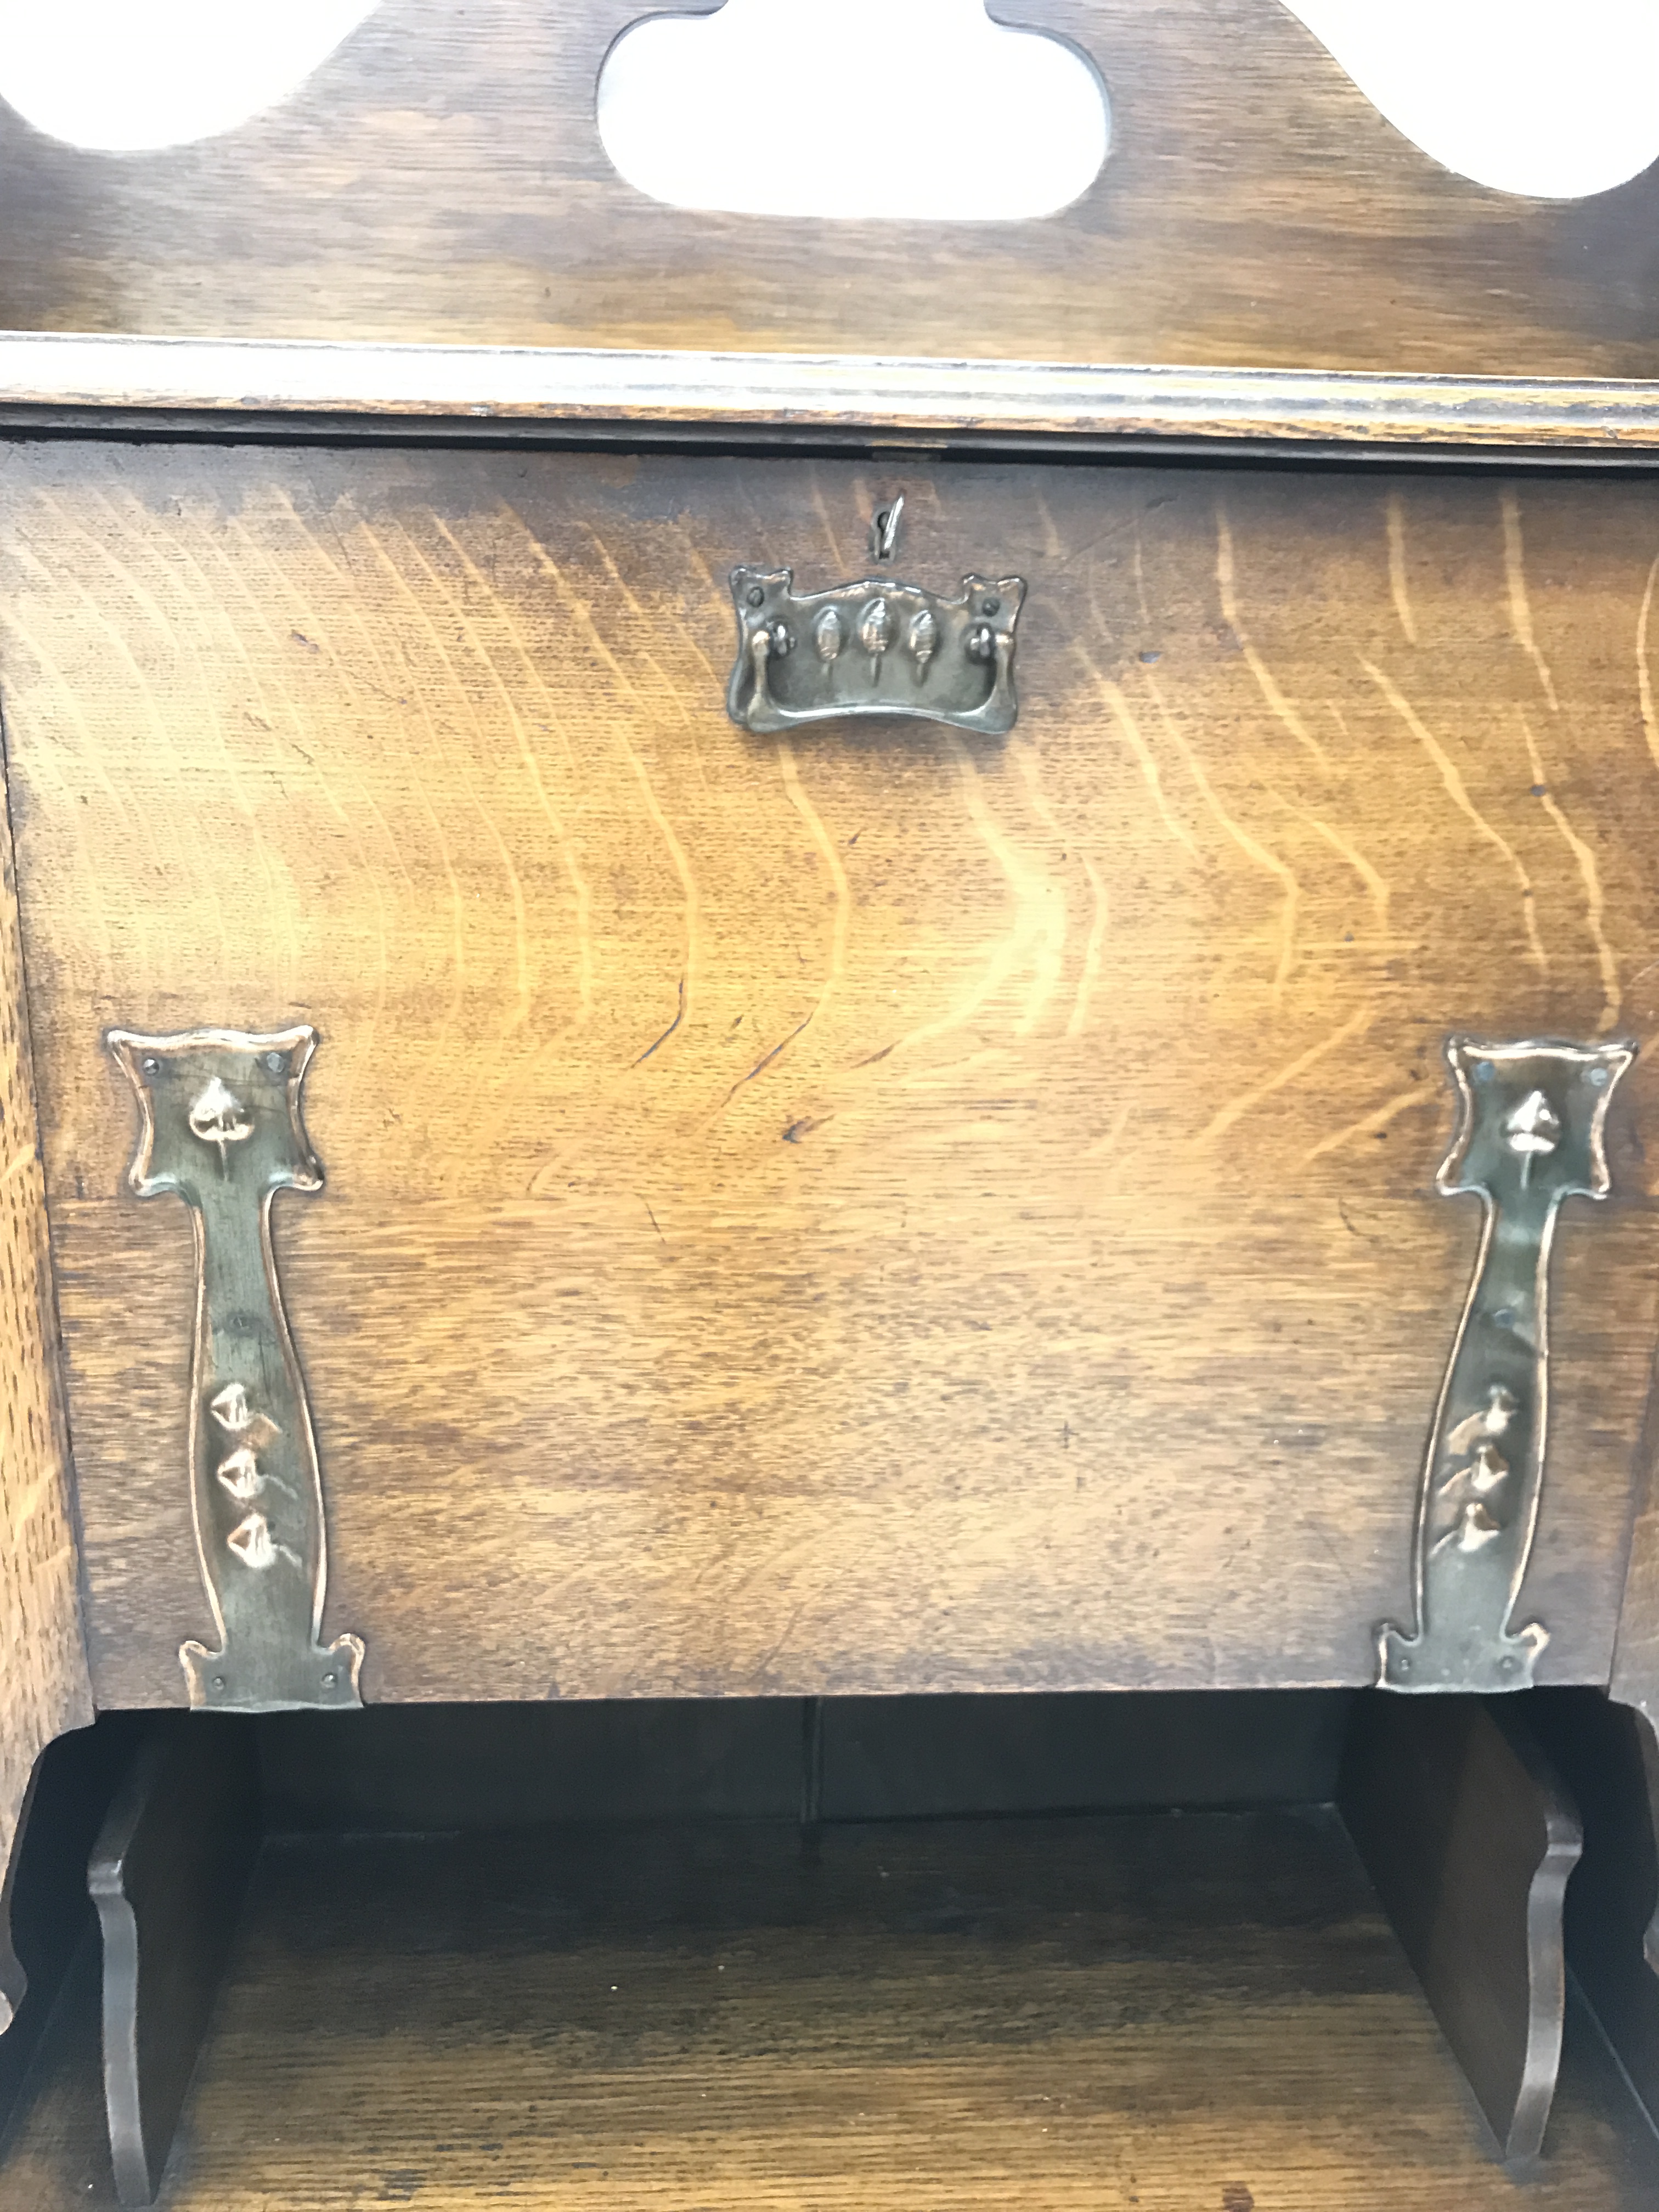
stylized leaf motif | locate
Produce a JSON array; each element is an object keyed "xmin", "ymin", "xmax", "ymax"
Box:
[
  {"xmin": 227, "ymin": 1513, "xmax": 279, "ymax": 1571},
  {"xmin": 188, "ymin": 1076, "xmax": 253, "ymax": 1161},
  {"xmin": 859, "ymin": 599, "xmax": 891, "ymax": 658}
]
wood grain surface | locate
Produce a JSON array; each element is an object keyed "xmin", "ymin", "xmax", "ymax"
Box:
[
  {"xmin": 2, "ymin": 0, "xmax": 1659, "ymax": 377},
  {"xmin": 0, "ymin": 748, "xmax": 91, "ymax": 2028},
  {"xmin": 5, "ymin": 446, "xmax": 1659, "ymax": 1705},
  {"xmin": 5, "ymin": 1812, "xmax": 1659, "ymax": 2208}
]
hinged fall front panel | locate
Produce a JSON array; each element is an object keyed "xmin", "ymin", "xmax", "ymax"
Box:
[{"xmin": 4, "ymin": 445, "xmax": 1656, "ymax": 1704}]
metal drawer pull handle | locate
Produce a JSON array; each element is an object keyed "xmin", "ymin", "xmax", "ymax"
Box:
[
  {"xmin": 727, "ymin": 495, "xmax": 1024, "ymax": 736},
  {"xmin": 106, "ymin": 1024, "xmax": 364, "ymax": 1713},
  {"xmin": 1379, "ymin": 1035, "xmax": 1634, "ymax": 1694}
]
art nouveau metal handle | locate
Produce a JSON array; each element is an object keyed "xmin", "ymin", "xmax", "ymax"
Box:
[
  {"xmin": 107, "ymin": 1025, "xmax": 363, "ymax": 1712},
  {"xmin": 1379, "ymin": 1036, "xmax": 1634, "ymax": 1693},
  {"xmin": 726, "ymin": 499, "xmax": 1025, "ymax": 735}
]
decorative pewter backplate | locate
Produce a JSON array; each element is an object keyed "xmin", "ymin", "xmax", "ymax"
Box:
[
  {"xmin": 727, "ymin": 565, "xmax": 1024, "ymax": 735},
  {"xmin": 1379, "ymin": 1036, "xmax": 1634, "ymax": 1695},
  {"xmin": 106, "ymin": 1025, "xmax": 363, "ymax": 1713}
]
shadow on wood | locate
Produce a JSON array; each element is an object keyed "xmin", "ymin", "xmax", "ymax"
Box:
[
  {"xmin": 1340, "ymin": 1691, "xmax": 1582, "ymax": 2163},
  {"xmin": 88, "ymin": 1718, "xmax": 258, "ymax": 2207}
]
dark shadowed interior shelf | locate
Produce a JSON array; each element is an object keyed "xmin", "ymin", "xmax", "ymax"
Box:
[{"xmin": 4, "ymin": 1804, "xmax": 1657, "ymax": 2209}]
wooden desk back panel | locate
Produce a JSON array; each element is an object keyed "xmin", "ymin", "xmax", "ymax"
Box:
[
  {"xmin": 0, "ymin": 0, "xmax": 1656, "ymax": 376},
  {"xmin": 4, "ymin": 443, "xmax": 1657, "ymax": 1705}
]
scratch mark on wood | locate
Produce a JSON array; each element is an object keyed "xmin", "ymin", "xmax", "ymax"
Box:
[
  {"xmin": 635, "ymin": 976, "xmax": 687, "ymax": 1066},
  {"xmin": 718, "ymin": 1013, "xmax": 813, "ymax": 1108}
]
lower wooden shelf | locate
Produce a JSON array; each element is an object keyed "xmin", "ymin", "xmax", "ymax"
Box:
[{"xmin": 3, "ymin": 1806, "xmax": 1657, "ymax": 2209}]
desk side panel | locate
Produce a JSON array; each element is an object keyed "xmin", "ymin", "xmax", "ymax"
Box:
[{"xmin": 0, "ymin": 744, "xmax": 92, "ymax": 2029}]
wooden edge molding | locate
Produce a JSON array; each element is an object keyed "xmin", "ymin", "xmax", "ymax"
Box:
[
  {"xmin": 0, "ymin": 742, "xmax": 93, "ymax": 2040},
  {"xmin": 5, "ymin": 334, "xmax": 1659, "ymax": 453}
]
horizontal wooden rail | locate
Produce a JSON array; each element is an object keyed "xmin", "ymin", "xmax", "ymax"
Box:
[{"xmin": 5, "ymin": 335, "xmax": 1659, "ymax": 455}]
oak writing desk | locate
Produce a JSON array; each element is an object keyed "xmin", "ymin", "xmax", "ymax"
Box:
[{"xmin": 5, "ymin": 2, "xmax": 1659, "ymax": 2202}]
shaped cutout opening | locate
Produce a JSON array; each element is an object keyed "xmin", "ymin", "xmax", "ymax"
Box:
[
  {"xmin": 1282, "ymin": 0, "xmax": 1659, "ymax": 200},
  {"xmin": 2, "ymin": 0, "xmax": 1649, "ymax": 205},
  {"xmin": 0, "ymin": 0, "xmax": 381, "ymax": 153},
  {"xmin": 596, "ymin": 0, "xmax": 1110, "ymax": 223}
]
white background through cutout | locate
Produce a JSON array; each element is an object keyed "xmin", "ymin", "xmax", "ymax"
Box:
[{"xmin": 0, "ymin": 0, "xmax": 1654, "ymax": 210}]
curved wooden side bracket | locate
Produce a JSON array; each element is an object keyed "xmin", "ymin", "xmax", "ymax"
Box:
[
  {"xmin": 89, "ymin": 1720, "xmax": 259, "ymax": 2207},
  {"xmin": 1527, "ymin": 1690, "xmax": 1659, "ymax": 2140},
  {"xmin": 1341, "ymin": 1691, "xmax": 1581, "ymax": 2164}
]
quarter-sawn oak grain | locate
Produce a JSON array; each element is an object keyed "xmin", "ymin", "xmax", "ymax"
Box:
[{"xmin": 4, "ymin": 446, "xmax": 1659, "ymax": 1706}]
